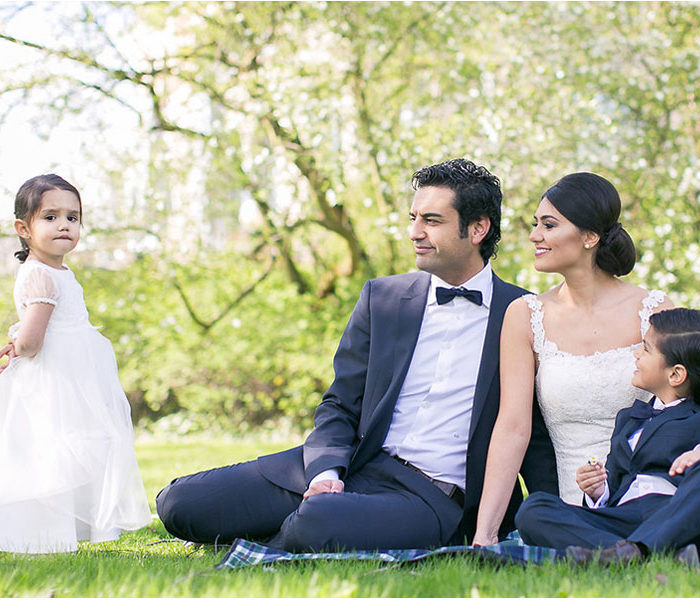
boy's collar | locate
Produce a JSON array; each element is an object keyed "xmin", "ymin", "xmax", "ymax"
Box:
[{"xmin": 651, "ymin": 396, "xmax": 686, "ymax": 411}]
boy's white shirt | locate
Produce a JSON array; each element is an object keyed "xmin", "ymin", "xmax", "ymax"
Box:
[{"xmin": 586, "ymin": 397, "xmax": 699, "ymax": 508}]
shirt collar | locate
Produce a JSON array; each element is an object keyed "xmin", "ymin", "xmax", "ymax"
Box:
[
  {"xmin": 652, "ymin": 396, "xmax": 686, "ymax": 411},
  {"xmin": 428, "ymin": 262, "xmax": 493, "ymax": 309}
]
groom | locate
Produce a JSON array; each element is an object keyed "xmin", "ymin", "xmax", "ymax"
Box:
[{"xmin": 156, "ymin": 158, "xmax": 558, "ymax": 550}]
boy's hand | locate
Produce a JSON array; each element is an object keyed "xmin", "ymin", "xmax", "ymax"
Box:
[
  {"xmin": 576, "ymin": 463, "xmax": 606, "ymax": 501},
  {"xmin": 669, "ymin": 449, "xmax": 700, "ymax": 476}
]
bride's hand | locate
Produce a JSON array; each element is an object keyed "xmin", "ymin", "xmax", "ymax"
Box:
[
  {"xmin": 575, "ymin": 463, "xmax": 606, "ymax": 501},
  {"xmin": 471, "ymin": 532, "xmax": 498, "ymax": 547}
]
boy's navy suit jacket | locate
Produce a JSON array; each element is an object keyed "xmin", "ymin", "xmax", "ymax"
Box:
[
  {"xmin": 255, "ymin": 270, "xmax": 558, "ymax": 542},
  {"xmin": 605, "ymin": 397, "xmax": 700, "ymax": 507}
]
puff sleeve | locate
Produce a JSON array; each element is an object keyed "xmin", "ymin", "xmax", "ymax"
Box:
[{"xmin": 18, "ymin": 266, "xmax": 59, "ymax": 309}]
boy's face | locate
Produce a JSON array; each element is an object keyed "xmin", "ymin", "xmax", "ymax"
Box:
[{"xmin": 632, "ymin": 328, "xmax": 670, "ymax": 396}]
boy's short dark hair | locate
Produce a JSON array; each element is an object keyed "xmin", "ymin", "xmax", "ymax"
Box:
[
  {"xmin": 411, "ymin": 158, "xmax": 502, "ymax": 263},
  {"xmin": 649, "ymin": 308, "xmax": 700, "ymax": 404}
]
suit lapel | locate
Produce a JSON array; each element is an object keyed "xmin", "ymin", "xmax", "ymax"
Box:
[
  {"xmin": 633, "ymin": 401, "xmax": 697, "ymax": 455},
  {"xmin": 352, "ymin": 273, "xmax": 430, "ymax": 462},
  {"xmin": 469, "ymin": 274, "xmax": 509, "ymax": 440},
  {"xmin": 393, "ymin": 275, "xmax": 431, "ymax": 373},
  {"xmin": 612, "ymin": 413, "xmax": 638, "ymax": 461}
]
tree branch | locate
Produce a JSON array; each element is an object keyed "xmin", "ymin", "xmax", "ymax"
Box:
[{"xmin": 173, "ymin": 255, "xmax": 277, "ymax": 333}]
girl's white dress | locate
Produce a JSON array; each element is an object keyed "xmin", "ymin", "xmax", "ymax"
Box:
[
  {"xmin": 525, "ymin": 290, "xmax": 666, "ymax": 504},
  {"xmin": 0, "ymin": 260, "xmax": 151, "ymax": 553}
]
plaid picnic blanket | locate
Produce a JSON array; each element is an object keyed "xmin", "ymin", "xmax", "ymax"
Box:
[{"xmin": 218, "ymin": 532, "xmax": 564, "ymax": 569}]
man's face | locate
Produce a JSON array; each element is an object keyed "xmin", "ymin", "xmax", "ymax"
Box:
[{"xmin": 409, "ymin": 186, "xmax": 485, "ymax": 285}]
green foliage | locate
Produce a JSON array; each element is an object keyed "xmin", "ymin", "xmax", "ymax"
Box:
[
  {"xmin": 67, "ymin": 255, "xmax": 356, "ymax": 430},
  {"xmin": 1, "ymin": 2, "xmax": 699, "ymax": 427}
]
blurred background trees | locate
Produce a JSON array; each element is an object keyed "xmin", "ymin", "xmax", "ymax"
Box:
[{"xmin": 0, "ymin": 1, "xmax": 698, "ymax": 433}]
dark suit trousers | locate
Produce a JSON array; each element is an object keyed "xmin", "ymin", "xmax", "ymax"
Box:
[
  {"xmin": 156, "ymin": 451, "xmax": 463, "ymax": 551},
  {"xmin": 516, "ymin": 465, "xmax": 700, "ymax": 552}
]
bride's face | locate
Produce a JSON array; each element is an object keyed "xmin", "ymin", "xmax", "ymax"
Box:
[{"xmin": 529, "ymin": 197, "xmax": 593, "ymax": 274}]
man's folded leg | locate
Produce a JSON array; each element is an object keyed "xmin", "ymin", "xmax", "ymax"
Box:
[
  {"xmin": 156, "ymin": 459, "xmax": 303, "ymax": 544},
  {"xmin": 273, "ymin": 489, "xmax": 443, "ymax": 552},
  {"xmin": 270, "ymin": 453, "xmax": 463, "ymax": 552}
]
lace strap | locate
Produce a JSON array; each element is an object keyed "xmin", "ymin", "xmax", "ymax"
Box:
[
  {"xmin": 524, "ymin": 294, "xmax": 546, "ymax": 354},
  {"xmin": 639, "ymin": 290, "xmax": 666, "ymax": 337}
]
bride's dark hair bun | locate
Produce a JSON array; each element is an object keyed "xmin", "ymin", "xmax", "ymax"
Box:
[
  {"xmin": 596, "ymin": 222, "xmax": 635, "ymax": 277},
  {"xmin": 543, "ymin": 172, "xmax": 636, "ymax": 277}
]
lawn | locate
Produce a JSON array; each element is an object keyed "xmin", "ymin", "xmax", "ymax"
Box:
[{"xmin": 1, "ymin": 434, "xmax": 698, "ymax": 597}]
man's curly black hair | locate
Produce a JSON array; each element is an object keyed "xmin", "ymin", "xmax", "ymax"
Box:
[{"xmin": 411, "ymin": 158, "xmax": 502, "ymax": 262}]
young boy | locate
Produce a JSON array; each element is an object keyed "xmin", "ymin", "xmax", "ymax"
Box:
[{"xmin": 515, "ymin": 308, "xmax": 700, "ymax": 565}]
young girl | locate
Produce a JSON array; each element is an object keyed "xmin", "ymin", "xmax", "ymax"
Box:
[
  {"xmin": 514, "ymin": 308, "xmax": 700, "ymax": 562},
  {"xmin": 0, "ymin": 174, "xmax": 151, "ymax": 554}
]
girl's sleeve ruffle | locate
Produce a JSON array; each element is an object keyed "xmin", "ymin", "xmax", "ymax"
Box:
[{"xmin": 18, "ymin": 265, "xmax": 59, "ymax": 308}]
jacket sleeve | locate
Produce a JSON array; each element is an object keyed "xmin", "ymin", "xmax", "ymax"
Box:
[
  {"xmin": 520, "ymin": 391, "xmax": 559, "ymax": 496},
  {"xmin": 302, "ymin": 280, "xmax": 372, "ymax": 484}
]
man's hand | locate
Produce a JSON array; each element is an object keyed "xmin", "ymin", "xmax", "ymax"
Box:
[
  {"xmin": 0, "ymin": 342, "xmax": 15, "ymax": 373},
  {"xmin": 576, "ymin": 463, "xmax": 606, "ymax": 501},
  {"xmin": 669, "ymin": 448, "xmax": 700, "ymax": 476},
  {"xmin": 303, "ymin": 479, "xmax": 345, "ymax": 499}
]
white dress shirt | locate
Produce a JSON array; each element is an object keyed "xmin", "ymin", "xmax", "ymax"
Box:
[
  {"xmin": 381, "ymin": 263, "xmax": 493, "ymax": 490},
  {"xmin": 587, "ymin": 397, "xmax": 699, "ymax": 508},
  {"xmin": 310, "ymin": 263, "xmax": 493, "ymax": 490}
]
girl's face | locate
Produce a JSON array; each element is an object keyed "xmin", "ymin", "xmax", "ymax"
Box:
[
  {"xmin": 632, "ymin": 327, "xmax": 670, "ymax": 395},
  {"xmin": 15, "ymin": 189, "xmax": 81, "ymax": 269},
  {"xmin": 529, "ymin": 197, "xmax": 595, "ymax": 274}
]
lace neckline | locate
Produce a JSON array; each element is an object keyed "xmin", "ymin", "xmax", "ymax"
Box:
[{"xmin": 525, "ymin": 290, "xmax": 665, "ymax": 360}]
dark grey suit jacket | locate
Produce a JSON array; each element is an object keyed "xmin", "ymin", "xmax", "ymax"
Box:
[
  {"xmin": 606, "ymin": 398, "xmax": 700, "ymax": 507},
  {"xmin": 259, "ymin": 270, "xmax": 558, "ymax": 542}
]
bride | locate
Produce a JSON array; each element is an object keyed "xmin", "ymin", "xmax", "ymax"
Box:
[{"xmin": 472, "ymin": 172, "xmax": 673, "ymax": 546}]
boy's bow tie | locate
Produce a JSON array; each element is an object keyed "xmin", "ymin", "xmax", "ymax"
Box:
[
  {"xmin": 629, "ymin": 400, "xmax": 664, "ymax": 420},
  {"xmin": 436, "ymin": 287, "xmax": 483, "ymax": 306}
]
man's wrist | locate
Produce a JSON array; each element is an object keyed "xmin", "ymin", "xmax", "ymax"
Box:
[{"xmin": 309, "ymin": 468, "xmax": 341, "ymax": 487}]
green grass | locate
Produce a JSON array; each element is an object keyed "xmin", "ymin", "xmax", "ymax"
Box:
[{"xmin": 1, "ymin": 435, "xmax": 699, "ymax": 597}]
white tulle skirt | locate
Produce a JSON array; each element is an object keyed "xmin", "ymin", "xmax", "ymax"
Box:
[{"xmin": 0, "ymin": 325, "xmax": 151, "ymax": 553}]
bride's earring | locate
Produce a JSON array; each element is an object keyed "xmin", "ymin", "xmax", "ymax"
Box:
[{"xmin": 584, "ymin": 243, "xmax": 590, "ymax": 249}]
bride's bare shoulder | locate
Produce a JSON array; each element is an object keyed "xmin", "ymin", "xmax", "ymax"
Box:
[
  {"xmin": 529, "ymin": 283, "xmax": 564, "ymax": 306},
  {"xmin": 617, "ymin": 282, "xmax": 673, "ymax": 310},
  {"xmin": 504, "ymin": 294, "xmax": 540, "ymax": 330}
]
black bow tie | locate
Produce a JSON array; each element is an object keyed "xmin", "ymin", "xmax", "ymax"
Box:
[
  {"xmin": 436, "ymin": 287, "xmax": 483, "ymax": 306},
  {"xmin": 629, "ymin": 399, "xmax": 664, "ymax": 421}
]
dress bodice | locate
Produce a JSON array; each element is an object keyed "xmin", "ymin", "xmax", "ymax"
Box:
[
  {"xmin": 12, "ymin": 260, "xmax": 92, "ymax": 334},
  {"xmin": 525, "ymin": 290, "xmax": 665, "ymax": 503}
]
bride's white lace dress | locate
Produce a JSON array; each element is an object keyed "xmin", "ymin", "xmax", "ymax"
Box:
[{"xmin": 525, "ymin": 290, "xmax": 665, "ymax": 504}]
